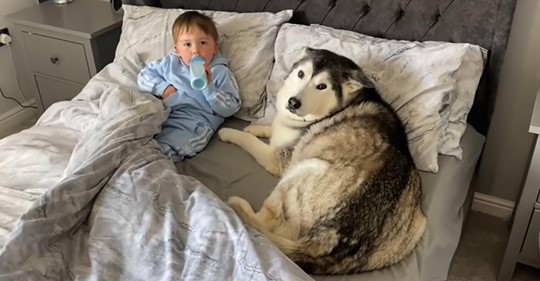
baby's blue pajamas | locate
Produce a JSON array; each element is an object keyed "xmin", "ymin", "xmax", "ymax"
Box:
[{"xmin": 137, "ymin": 51, "xmax": 241, "ymax": 162}]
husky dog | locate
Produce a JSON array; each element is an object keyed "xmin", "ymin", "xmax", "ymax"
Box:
[{"xmin": 218, "ymin": 48, "xmax": 426, "ymax": 275}]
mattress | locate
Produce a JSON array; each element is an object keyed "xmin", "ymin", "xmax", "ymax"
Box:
[{"xmin": 176, "ymin": 117, "xmax": 486, "ymax": 281}]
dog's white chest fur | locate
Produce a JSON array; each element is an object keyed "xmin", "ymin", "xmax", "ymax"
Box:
[{"xmin": 270, "ymin": 115, "xmax": 303, "ymax": 149}]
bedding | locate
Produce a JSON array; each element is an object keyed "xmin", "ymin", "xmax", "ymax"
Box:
[
  {"xmin": 0, "ymin": 61, "xmax": 312, "ymax": 281},
  {"xmin": 0, "ymin": 0, "xmax": 518, "ymax": 280}
]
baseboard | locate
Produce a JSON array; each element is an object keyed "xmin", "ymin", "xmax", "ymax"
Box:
[
  {"xmin": 0, "ymin": 99, "xmax": 38, "ymax": 137},
  {"xmin": 471, "ymin": 192, "xmax": 515, "ymax": 220}
]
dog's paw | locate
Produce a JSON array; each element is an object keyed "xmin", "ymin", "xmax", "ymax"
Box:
[
  {"xmin": 218, "ymin": 128, "xmax": 240, "ymax": 143},
  {"xmin": 228, "ymin": 196, "xmax": 253, "ymax": 214},
  {"xmin": 227, "ymin": 196, "xmax": 244, "ymax": 207}
]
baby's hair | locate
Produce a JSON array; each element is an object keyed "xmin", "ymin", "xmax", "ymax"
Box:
[{"xmin": 172, "ymin": 11, "xmax": 219, "ymax": 43}]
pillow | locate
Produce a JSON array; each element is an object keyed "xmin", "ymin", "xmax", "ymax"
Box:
[
  {"xmin": 264, "ymin": 24, "xmax": 486, "ymax": 173},
  {"xmin": 115, "ymin": 5, "xmax": 293, "ymax": 120}
]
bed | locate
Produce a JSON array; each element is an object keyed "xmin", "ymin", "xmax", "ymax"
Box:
[{"xmin": 0, "ymin": 0, "xmax": 517, "ymax": 280}]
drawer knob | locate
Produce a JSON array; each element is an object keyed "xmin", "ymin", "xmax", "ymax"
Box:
[{"xmin": 50, "ymin": 57, "xmax": 59, "ymax": 64}]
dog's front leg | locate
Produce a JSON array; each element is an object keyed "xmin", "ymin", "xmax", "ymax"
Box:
[
  {"xmin": 218, "ymin": 128, "xmax": 280, "ymax": 176},
  {"xmin": 243, "ymin": 125, "xmax": 272, "ymax": 138}
]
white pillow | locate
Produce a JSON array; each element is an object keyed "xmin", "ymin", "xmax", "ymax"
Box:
[
  {"xmin": 115, "ymin": 5, "xmax": 293, "ymax": 120},
  {"xmin": 265, "ymin": 24, "xmax": 486, "ymax": 173}
]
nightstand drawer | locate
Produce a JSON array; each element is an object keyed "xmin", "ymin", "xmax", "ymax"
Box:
[
  {"xmin": 23, "ymin": 32, "xmax": 91, "ymax": 84},
  {"xmin": 519, "ymin": 209, "xmax": 540, "ymax": 267},
  {"xmin": 35, "ymin": 75, "xmax": 85, "ymax": 109}
]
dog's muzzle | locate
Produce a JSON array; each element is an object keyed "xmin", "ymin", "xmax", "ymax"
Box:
[{"xmin": 287, "ymin": 97, "xmax": 302, "ymax": 113}]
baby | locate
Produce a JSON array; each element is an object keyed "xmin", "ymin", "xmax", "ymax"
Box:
[{"xmin": 138, "ymin": 11, "xmax": 241, "ymax": 162}]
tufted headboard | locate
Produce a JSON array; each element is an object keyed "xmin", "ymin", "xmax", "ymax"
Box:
[{"xmin": 121, "ymin": 0, "xmax": 517, "ymax": 135}]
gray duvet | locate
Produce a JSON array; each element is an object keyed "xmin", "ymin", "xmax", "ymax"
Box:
[{"xmin": 0, "ymin": 72, "xmax": 312, "ymax": 280}]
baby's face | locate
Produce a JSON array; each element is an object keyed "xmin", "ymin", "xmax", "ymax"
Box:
[{"xmin": 174, "ymin": 26, "xmax": 217, "ymax": 66}]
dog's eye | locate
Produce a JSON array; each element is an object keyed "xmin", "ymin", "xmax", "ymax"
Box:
[
  {"xmin": 298, "ymin": 70, "xmax": 304, "ymax": 79},
  {"xmin": 316, "ymin": 84, "xmax": 327, "ymax": 90}
]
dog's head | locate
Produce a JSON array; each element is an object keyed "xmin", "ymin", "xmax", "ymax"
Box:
[{"xmin": 276, "ymin": 48, "xmax": 374, "ymax": 123}]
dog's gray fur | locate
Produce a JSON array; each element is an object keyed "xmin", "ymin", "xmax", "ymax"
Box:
[{"xmin": 218, "ymin": 48, "xmax": 426, "ymax": 275}]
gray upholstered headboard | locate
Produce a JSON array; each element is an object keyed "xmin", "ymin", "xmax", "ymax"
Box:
[{"xmin": 121, "ymin": 0, "xmax": 517, "ymax": 135}]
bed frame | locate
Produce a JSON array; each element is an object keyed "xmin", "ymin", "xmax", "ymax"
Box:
[{"xmin": 123, "ymin": 0, "xmax": 517, "ymax": 136}]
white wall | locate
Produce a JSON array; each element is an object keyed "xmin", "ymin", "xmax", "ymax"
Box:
[
  {"xmin": 0, "ymin": 0, "xmax": 37, "ymax": 118},
  {"xmin": 476, "ymin": 0, "xmax": 540, "ymax": 202}
]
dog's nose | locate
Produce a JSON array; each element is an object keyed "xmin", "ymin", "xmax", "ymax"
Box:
[{"xmin": 288, "ymin": 97, "xmax": 301, "ymax": 110}]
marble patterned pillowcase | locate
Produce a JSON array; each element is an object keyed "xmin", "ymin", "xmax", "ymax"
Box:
[
  {"xmin": 265, "ymin": 24, "xmax": 486, "ymax": 173},
  {"xmin": 115, "ymin": 5, "xmax": 293, "ymax": 121}
]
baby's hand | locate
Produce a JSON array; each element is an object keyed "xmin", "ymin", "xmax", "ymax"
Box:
[
  {"xmin": 204, "ymin": 63, "xmax": 213, "ymax": 83},
  {"xmin": 163, "ymin": 85, "xmax": 177, "ymax": 100}
]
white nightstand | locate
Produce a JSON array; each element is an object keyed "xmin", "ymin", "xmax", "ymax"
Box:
[
  {"xmin": 498, "ymin": 88, "xmax": 540, "ymax": 280},
  {"xmin": 5, "ymin": 0, "xmax": 122, "ymax": 113}
]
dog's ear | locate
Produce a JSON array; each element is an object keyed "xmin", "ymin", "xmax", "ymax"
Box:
[
  {"xmin": 298, "ymin": 47, "xmax": 315, "ymax": 63},
  {"xmin": 353, "ymin": 68, "xmax": 374, "ymax": 88},
  {"xmin": 304, "ymin": 47, "xmax": 324, "ymax": 61},
  {"xmin": 290, "ymin": 48, "xmax": 312, "ymax": 71},
  {"xmin": 343, "ymin": 79, "xmax": 364, "ymax": 94},
  {"xmin": 304, "ymin": 47, "xmax": 315, "ymax": 55},
  {"xmin": 344, "ymin": 68, "xmax": 374, "ymax": 93}
]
